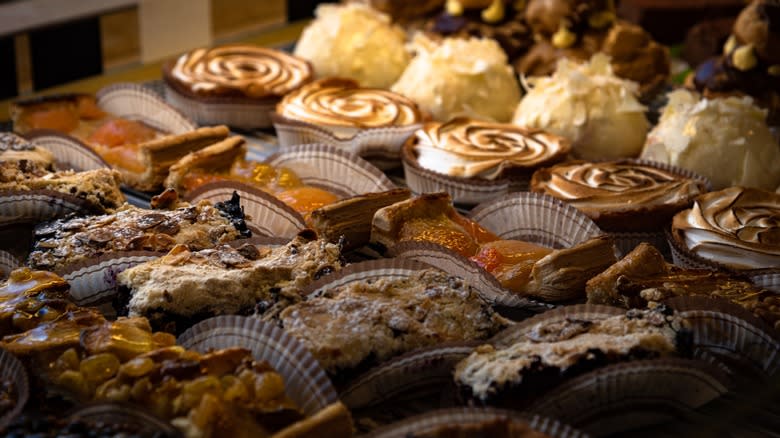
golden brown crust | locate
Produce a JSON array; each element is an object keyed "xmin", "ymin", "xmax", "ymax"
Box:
[
  {"xmin": 164, "ymin": 136, "xmax": 247, "ymax": 191},
  {"xmin": 131, "ymin": 125, "xmax": 231, "ymax": 192},
  {"xmin": 309, "ymin": 188, "xmax": 412, "ymax": 250}
]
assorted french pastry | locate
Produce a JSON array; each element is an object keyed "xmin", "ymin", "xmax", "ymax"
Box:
[{"xmin": 3, "ymin": 1, "xmax": 780, "ymax": 436}]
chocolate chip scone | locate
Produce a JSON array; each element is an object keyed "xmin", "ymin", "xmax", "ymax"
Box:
[
  {"xmin": 454, "ymin": 307, "xmax": 687, "ymax": 406},
  {"xmin": 116, "ymin": 233, "xmax": 342, "ymax": 333},
  {"xmin": 279, "ymin": 269, "xmax": 508, "ymax": 374},
  {"xmin": 27, "ymin": 194, "xmax": 250, "ymax": 272}
]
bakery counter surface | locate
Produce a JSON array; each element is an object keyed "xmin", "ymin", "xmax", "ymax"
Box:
[{"xmin": 0, "ymin": 21, "xmax": 309, "ymax": 123}]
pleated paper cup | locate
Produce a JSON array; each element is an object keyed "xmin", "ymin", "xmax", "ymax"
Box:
[
  {"xmin": 366, "ymin": 408, "xmax": 585, "ymax": 438},
  {"xmin": 0, "ymin": 189, "xmax": 104, "ymax": 225},
  {"xmin": 341, "ymin": 342, "xmax": 479, "ymax": 411},
  {"xmin": 97, "ymin": 83, "xmax": 196, "ymax": 134},
  {"xmin": 272, "ymin": 113, "xmax": 421, "ymax": 170},
  {"xmin": 664, "ymin": 296, "xmax": 780, "ymax": 378},
  {"xmin": 25, "ymin": 130, "xmax": 109, "ymax": 172},
  {"xmin": 66, "ymin": 402, "xmax": 182, "ymax": 437},
  {"xmin": 186, "ymin": 181, "xmax": 306, "ymax": 238},
  {"xmin": 177, "ymin": 315, "xmax": 339, "ymax": 418},
  {"xmin": 58, "ymin": 251, "xmax": 161, "ymax": 306},
  {"xmin": 164, "ymin": 83, "xmax": 277, "ymax": 130},
  {"xmin": 531, "ymin": 359, "xmax": 731, "ymax": 436},
  {"xmin": 389, "ymin": 241, "xmax": 555, "ymax": 316},
  {"xmin": 265, "ymin": 143, "xmax": 396, "ymax": 197},
  {"xmin": 470, "ymin": 192, "xmax": 604, "ymax": 249},
  {"xmin": 0, "ymin": 251, "xmax": 21, "ymax": 280},
  {"xmin": 401, "ymin": 139, "xmax": 510, "ymax": 206},
  {"xmin": 0, "ymin": 348, "xmax": 29, "ymax": 430}
]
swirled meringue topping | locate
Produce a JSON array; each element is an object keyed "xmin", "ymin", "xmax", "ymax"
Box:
[
  {"xmin": 276, "ymin": 77, "xmax": 422, "ymax": 129},
  {"xmin": 413, "ymin": 117, "xmax": 571, "ymax": 180},
  {"xmin": 532, "ymin": 161, "xmax": 707, "ymax": 215},
  {"xmin": 672, "ymin": 187, "xmax": 780, "ymax": 269},
  {"xmin": 169, "ymin": 45, "xmax": 313, "ymax": 98}
]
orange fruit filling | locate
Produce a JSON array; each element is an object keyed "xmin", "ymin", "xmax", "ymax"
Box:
[
  {"xmin": 471, "ymin": 240, "xmax": 553, "ymax": 292},
  {"xmin": 87, "ymin": 119, "xmax": 158, "ymax": 147},
  {"xmin": 21, "ymin": 106, "xmax": 80, "ymax": 133},
  {"xmin": 276, "ymin": 187, "xmax": 340, "ymax": 217}
]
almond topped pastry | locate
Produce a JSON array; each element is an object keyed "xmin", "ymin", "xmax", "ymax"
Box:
[
  {"xmin": 275, "ymin": 78, "xmax": 423, "ymax": 139},
  {"xmin": 670, "ymin": 186, "xmax": 780, "ymax": 270},
  {"xmin": 0, "ymin": 132, "xmax": 125, "ymax": 214},
  {"xmin": 27, "ymin": 192, "xmax": 250, "ymax": 272},
  {"xmin": 531, "ymin": 160, "xmax": 708, "ymax": 232},
  {"xmin": 11, "ymin": 94, "xmax": 230, "ymax": 191}
]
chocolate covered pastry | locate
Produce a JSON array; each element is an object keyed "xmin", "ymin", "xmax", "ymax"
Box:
[
  {"xmin": 517, "ymin": 0, "xmax": 670, "ymax": 99},
  {"xmin": 426, "ymin": 0, "xmax": 533, "ymax": 62},
  {"xmin": 691, "ymin": 0, "xmax": 780, "ymax": 125}
]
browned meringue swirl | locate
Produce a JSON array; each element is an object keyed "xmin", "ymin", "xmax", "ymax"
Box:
[
  {"xmin": 170, "ymin": 45, "xmax": 312, "ymax": 98},
  {"xmin": 276, "ymin": 78, "xmax": 422, "ymax": 128},
  {"xmin": 672, "ymin": 187, "xmax": 780, "ymax": 269},
  {"xmin": 533, "ymin": 161, "xmax": 706, "ymax": 213},
  {"xmin": 414, "ymin": 117, "xmax": 570, "ymax": 178}
]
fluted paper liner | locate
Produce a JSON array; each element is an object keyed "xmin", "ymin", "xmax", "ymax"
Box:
[
  {"xmin": 164, "ymin": 84, "xmax": 276, "ymax": 129},
  {"xmin": 186, "ymin": 181, "xmax": 305, "ymax": 238},
  {"xmin": 389, "ymin": 241, "xmax": 554, "ymax": 313},
  {"xmin": 341, "ymin": 342, "xmax": 479, "ymax": 410},
  {"xmin": 401, "ymin": 139, "xmax": 511, "ymax": 205},
  {"xmin": 0, "ymin": 251, "xmax": 20, "ymax": 280},
  {"xmin": 0, "ymin": 348, "xmax": 29, "ymax": 430},
  {"xmin": 265, "ymin": 143, "xmax": 396, "ymax": 197},
  {"xmin": 59, "ymin": 251, "xmax": 161, "ymax": 305},
  {"xmin": 366, "ymin": 408, "xmax": 585, "ymax": 438},
  {"xmin": 97, "ymin": 83, "xmax": 196, "ymax": 134},
  {"xmin": 177, "ymin": 315, "xmax": 338, "ymax": 416},
  {"xmin": 470, "ymin": 192, "xmax": 603, "ymax": 249},
  {"xmin": 0, "ymin": 189, "xmax": 103, "ymax": 225},
  {"xmin": 531, "ymin": 359, "xmax": 730, "ymax": 436},
  {"xmin": 67, "ymin": 402, "xmax": 182, "ymax": 437},
  {"xmin": 272, "ymin": 113, "xmax": 421, "ymax": 169},
  {"xmin": 25, "ymin": 130, "xmax": 109, "ymax": 171},
  {"xmin": 664, "ymin": 296, "xmax": 780, "ymax": 377},
  {"xmin": 667, "ymin": 229, "xmax": 780, "ymax": 293}
]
